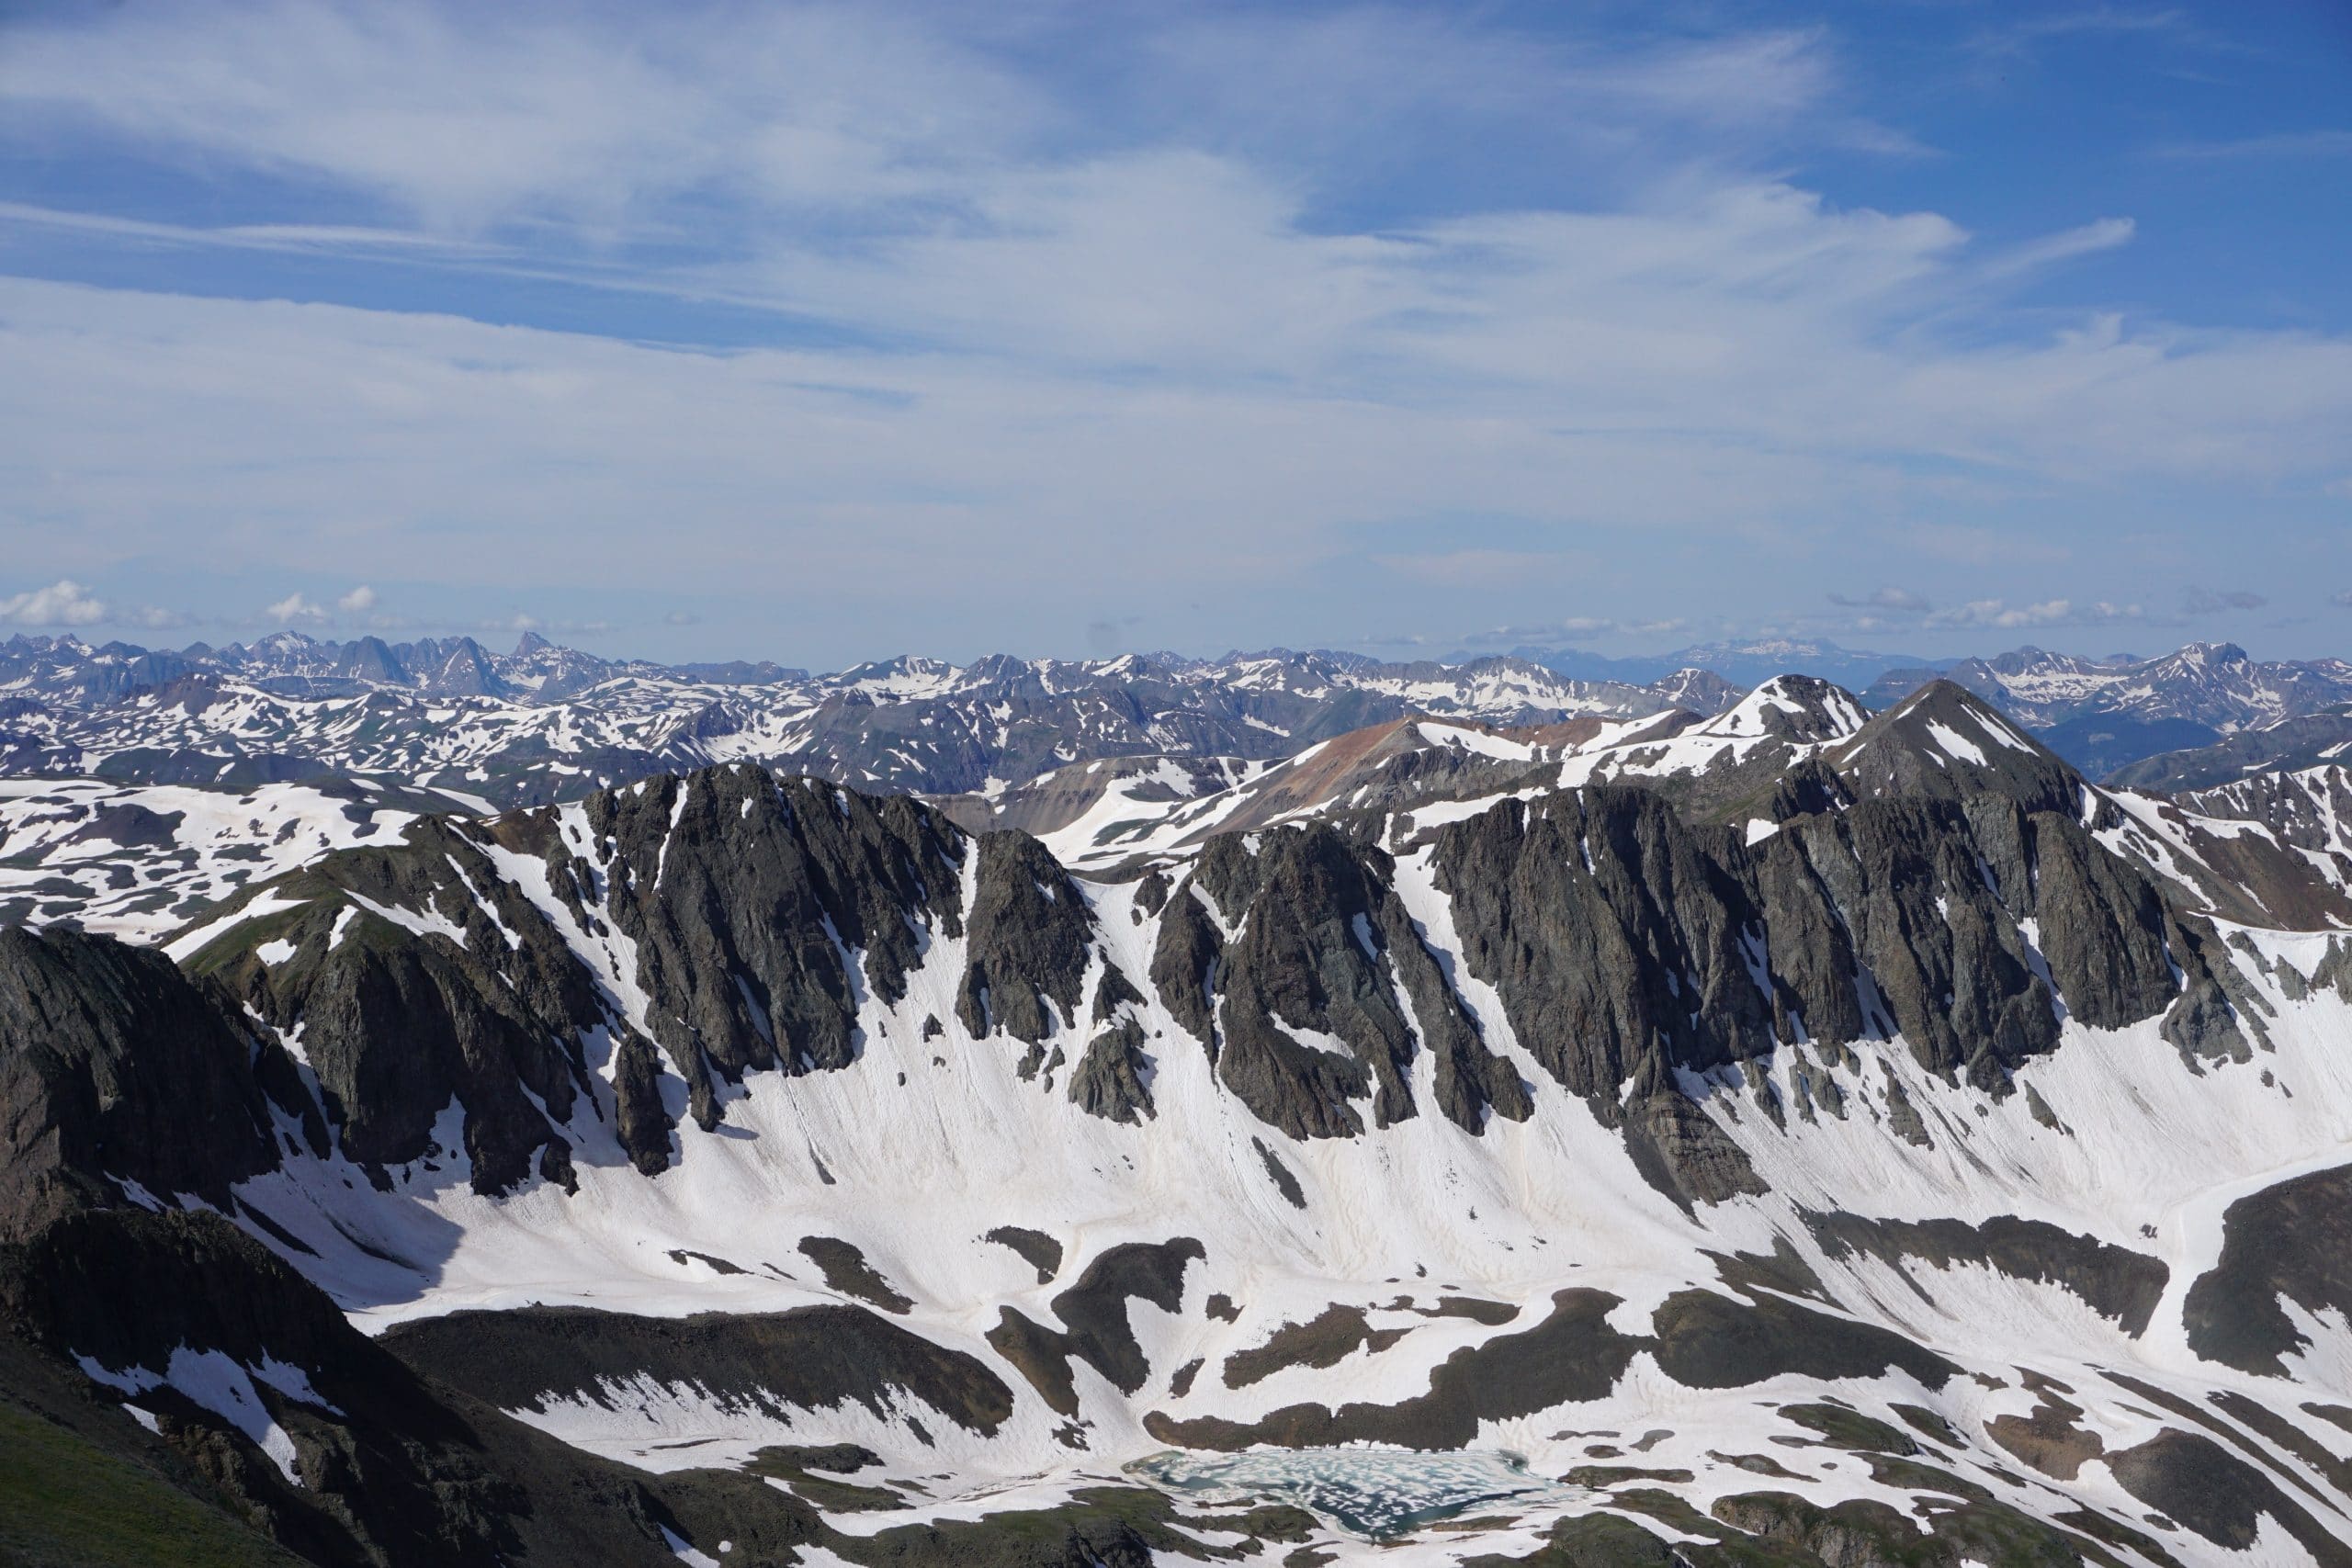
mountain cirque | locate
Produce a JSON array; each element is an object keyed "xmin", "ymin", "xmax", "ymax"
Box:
[{"xmin": 5, "ymin": 673, "xmax": 2352, "ymax": 1564}]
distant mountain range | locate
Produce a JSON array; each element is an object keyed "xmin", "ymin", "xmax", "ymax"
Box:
[
  {"xmin": 6, "ymin": 630, "xmax": 2351, "ymax": 808},
  {"xmin": 0, "ymin": 631, "xmax": 1740, "ymax": 805},
  {"xmin": 1519, "ymin": 636, "xmax": 1938, "ymax": 689}
]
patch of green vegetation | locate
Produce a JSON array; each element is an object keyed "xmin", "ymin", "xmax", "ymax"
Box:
[
  {"xmin": 1459, "ymin": 1511, "xmax": 1686, "ymax": 1567},
  {"xmin": 849, "ymin": 1485, "xmax": 1250, "ymax": 1565},
  {"xmin": 0, "ymin": 1399, "xmax": 304, "ymax": 1568},
  {"xmin": 1778, "ymin": 1401, "xmax": 1918, "ymax": 1455},
  {"xmin": 744, "ymin": 1448, "xmax": 903, "ymax": 1513},
  {"xmin": 1565, "ymin": 1464, "xmax": 1698, "ymax": 1488},
  {"xmin": 1862, "ymin": 1454, "xmax": 1991, "ymax": 1500},
  {"xmin": 1888, "ymin": 1403, "xmax": 1964, "ymax": 1448}
]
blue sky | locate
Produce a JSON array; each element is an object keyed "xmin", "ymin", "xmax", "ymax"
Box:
[{"xmin": 2, "ymin": 0, "xmax": 2348, "ymax": 668}]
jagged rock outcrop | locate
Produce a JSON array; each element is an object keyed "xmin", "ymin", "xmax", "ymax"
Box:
[
  {"xmin": 0, "ymin": 926, "xmax": 289, "ymax": 1240},
  {"xmin": 957, "ymin": 829, "xmax": 1091, "ymax": 1044},
  {"xmin": 1069, "ymin": 1017, "xmax": 1154, "ymax": 1123},
  {"xmin": 6, "ymin": 720, "xmax": 2352, "ymax": 1562},
  {"xmin": 1433, "ymin": 773, "xmax": 2248, "ymax": 1114},
  {"xmin": 585, "ymin": 770, "xmax": 966, "ymax": 1112},
  {"xmin": 1151, "ymin": 825, "xmax": 1527, "ymax": 1139},
  {"xmin": 1148, "ymin": 883, "xmax": 1224, "ymax": 1051},
  {"xmin": 83, "ymin": 732, "xmax": 2270, "ymax": 1199},
  {"xmin": 0, "ymin": 1208, "xmax": 831, "ymax": 1567},
  {"xmin": 1434, "ymin": 788, "xmax": 1780, "ymax": 1100},
  {"xmin": 187, "ymin": 820, "xmax": 608, "ymax": 1194},
  {"xmin": 1829, "ymin": 680, "xmax": 2086, "ymax": 815},
  {"xmin": 181, "ymin": 769, "xmax": 985, "ymax": 1185}
]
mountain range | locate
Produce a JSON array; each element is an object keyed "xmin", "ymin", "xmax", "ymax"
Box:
[
  {"xmin": 7, "ymin": 632, "xmax": 2352, "ymax": 816},
  {"xmin": 8, "ymin": 663, "xmax": 2352, "ymax": 1563}
]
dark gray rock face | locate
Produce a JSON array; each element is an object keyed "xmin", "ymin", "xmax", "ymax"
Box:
[
  {"xmin": 585, "ymin": 770, "xmax": 966, "ymax": 1108},
  {"xmin": 384, "ymin": 1303, "xmax": 1015, "ymax": 1440},
  {"xmin": 1194, "ymin": 828, "xmax": 1414, "ymax": 1139},
  {"xmin": 1069, "ymin": 1017, "xmax": 1154, "ymax": 1123},
  {"xmin": 1831, "ymin": 680, "xmax": 2085, "ymax": 817},
  {"xmin": 610, "ymin": 1034, "xmax": 673, "ymax": 1175},
  {"xmin": 1433, "ymin": 789, "xmax": 1780, "ymax": 1100},
  {"xmin": 1149, "ymin": 825, "xmax": 1527, "ymax": 1140},
  {"xmin": 1782, "ymin": 798, "xmax": 2062, "ymax": 1089},
  {"xmin": 1804, "ymin": 1213, "xmax": 2170, "ymax": 1336},
  {"xmin": 2106, "ymin": 1427, "xmax": 2352, "ymax": 1566},
  {"xmin": 0, "ymin": 1209, "xmax": 830, "ymax": 1568},
  {"xmin": 1432, "ymin": 781, "xmax": 2223, "ymax": 1120},
  {"xmin": 1147, "ymin": 884, "xmax": 1223, "ymax": 1052},
  {"xmin": 2184, "ymin": 1162, "xmax": 2352, "ymax": 1376},
  {"xmin": 167, "ymin": 768, "xmax": 989, "ymax": 1188},
  {"xmin": 2016, "ymin": 810, "xmax": 2177, "ymax": 1031},
  {"xmin": 1144, "ymin": 1283, "xmax": 1952, "ymax": 1453},
  {"xmin": 1619, "ymin": 1091, "xmax": 1770, "ymax": 1211},
  {"xmin": 193, "ymin": 819, "xmax": 610, "ymax": 1195},
  {"xmin": 982, "ymin": 1225, "xmax": 1063, "ymax": 1282},
  {"xmin": 956, "ymin": 829, "xmax": 1091, "ymax": 1045},
  {"xmin": 988, "ymin": 1238, "xmax": 1206, "ymax": 1420},
  {"xmin": 25, "ymin": 738, "xmax": 2257, "ymax": 1213},
  {"xmin": 0, "ymin": 926, "xmax": 286, "ymax": 1240}
]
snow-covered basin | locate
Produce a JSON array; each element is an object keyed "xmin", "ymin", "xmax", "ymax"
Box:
[{"xmin": 1127, "ymin": 1447, "xmax": 1582, "ymax": 1539}]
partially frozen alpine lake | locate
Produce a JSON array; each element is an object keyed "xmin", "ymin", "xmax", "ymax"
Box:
[{"xmin": 1127, "ymin": 1448, "xmax": 1582, "ymax": 1539}]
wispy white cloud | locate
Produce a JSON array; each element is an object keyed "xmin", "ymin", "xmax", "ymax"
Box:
[
  {"xmin": 1968, "ymin": 7, "xmax": 2195, "ymax": 61},
  {"xmin": 1925, "ymin": 598, "xmax": 2143, "ymax": 630},
  {"xmin": 0, "ymin": 579, "xmax": 108, "ymax": 626},
  {"xmin": 1828, "ymin": 586, "xmax": 1931, "ymax": 614},
  {"xmin": 264, "ymin": 592, "xmax": 331, "ymax": 626},
  {"xmin": 0, "ymin": 200, "xmax": 493, "ymax": 258},
  {"xmin": 1979, "ymin": 218, "xmax": 2134, "ymax": 280},
  {"xmin": 337, "ymin": 584, "xmax": 378, "ymax": 614},
  {"xmin": 1461, "ymin": 616, "xmax": 1688, "ymax": 647},
  {"xmin": 2180, "ymin": 587, "xmax": 2266, "ymax": 615},
  {"xmin": 1, "ymin": 4, "xmax": 2348, "ymax": 660}
]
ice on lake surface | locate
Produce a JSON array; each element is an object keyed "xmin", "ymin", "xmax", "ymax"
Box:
[{"xmin": 1129, "ymin": 1447, "xmax": 1582, "ymax": 1539}]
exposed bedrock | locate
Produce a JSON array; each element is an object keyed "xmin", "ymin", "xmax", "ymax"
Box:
[
  {"xmin": 0, "ymin": 1208, "xmax": 828, "ymax": 1568},
  {"xmin": 384, "ymin": 1303, "xmax": 1016, "ymax": 1439},
  {"xmin": 988, "ymin": 1239, "xmax": 1204, "ymax": 1419},
  {"xmin": 187, "ymin": 819, "xmax": 612, "ymax": 1193},
  {"xmin": 956, "ymin": 828, "xmax": 1091, "ymax": 1045},
  {"xmin": 1149, "ymin": 823, "xmax": 1527, "ymax": 1140},
  {"xmin": 0, "ymin": 924, "xmax": 293, "ymax": 1240},
  {"xmin": 185, "ymin": 770, "xmax": 987, "ymax": 1187},
  {"xmin": 1432, "ymin": 784, "xmax": 2239, "ymax": 1110},
  {"xmin": 1803, "ymin": 1212, "xmax": 2170, "ymax": 1336},
  {"xmin": 55, "ymin": 756, "xmax": 2269, "ymax": 1203},
  {"xmin": 2184, "ymin": 1161, "xmax": 2352, "ymax": 1377},
  {"xmin": 588, "ymin": 770, "xmax": 966, "ymax": 1100},
  {"xmin": 1144, "ymin": 1283, "xmax": 1953, "ymax": 1451}
]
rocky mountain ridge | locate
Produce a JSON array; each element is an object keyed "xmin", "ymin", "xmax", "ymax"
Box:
[
  {"xmin": 11, "ymin": 631, "xmax": 2352, "ymax": 815},
  {"xmin": 1864, "ymin": 643, "xmax": 2352, "ymax": 777},
  {"xmin": 0, "ymin": 634, "xmax": 1729, "ymax": 807},
  {"xmin": 7, "ymin": 675, "xmax": 2352, "ymax": 1562}
]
